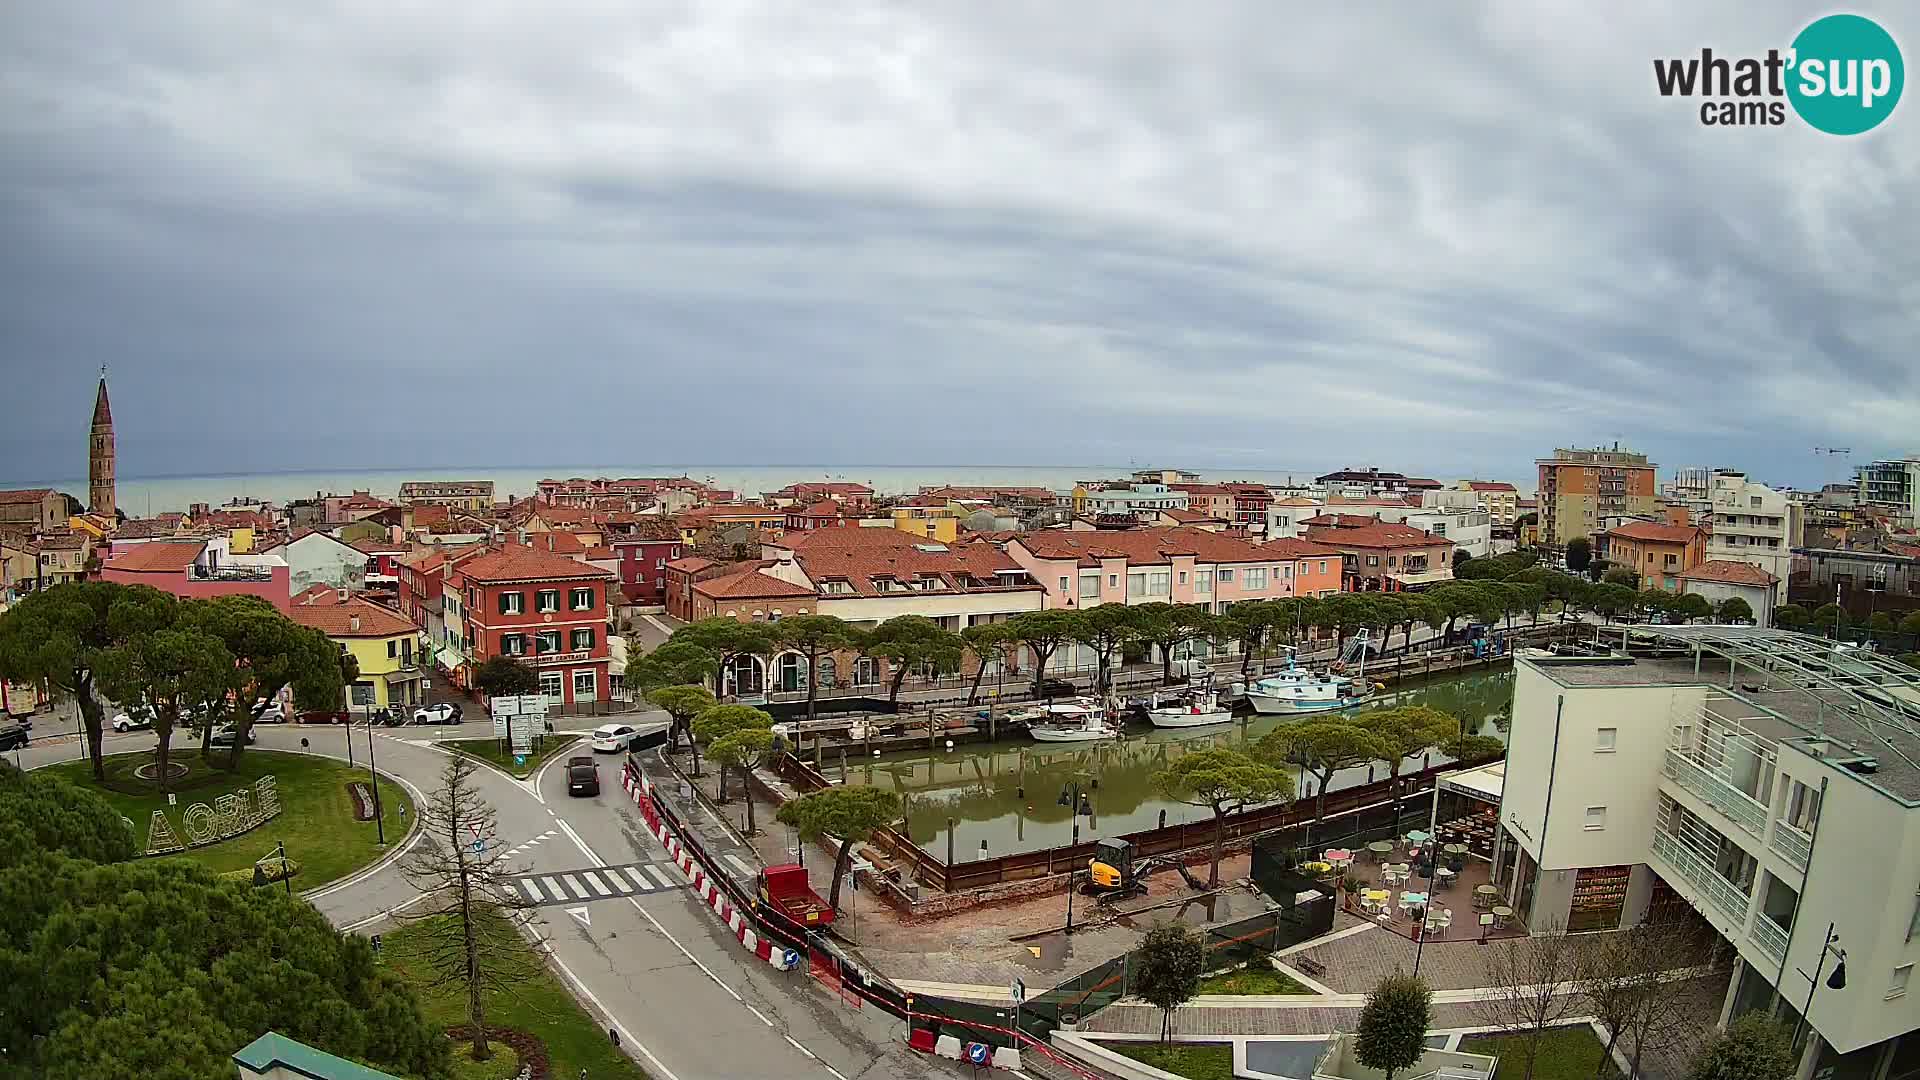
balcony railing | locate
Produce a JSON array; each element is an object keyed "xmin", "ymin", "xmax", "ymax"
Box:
[
  {"xmin": 1750, "ymin": 915, "xmax": 1789, "ymax": 964},
  {"xmin": 1769, "ymin": 822, "xmax": 1812, "ymax": 872},
  {"xmin": 1663, "ymin": 749, "xmax": 1768, "ymax": 836},
  {"xmin": 1651, "ymin": 830, "xmax": 1750, "ymax": 923}
]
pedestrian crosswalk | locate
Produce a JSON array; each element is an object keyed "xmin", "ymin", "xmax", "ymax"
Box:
[{"xmin": 510, "ymin": 862, "xmax": 686, "ymax": 907}]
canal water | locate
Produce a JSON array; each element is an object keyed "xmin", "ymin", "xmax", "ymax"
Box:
[{"xmin": 829, "ymin": 669, "xmax": 1514, "ymax": 862}]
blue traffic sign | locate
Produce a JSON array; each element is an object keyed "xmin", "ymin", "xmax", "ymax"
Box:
[
  {"xmin": 514, "ymin": 755, "xmax": 526, "ymax": 766},
  {"xmin": 780, "ymin": 948, "xmax": 802, "ymax": 970},
  {"xmin": 966, "ymin": 1042, "xmax": 990, "ymax": 1065}
]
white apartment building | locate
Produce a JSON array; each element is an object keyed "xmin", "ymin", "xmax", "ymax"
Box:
[
  {"xmin": 1706, "ymin": 470, "xmax": 1801, "ymax": 607},
  {"xmin": 1859, "ymin": 457, "xmax": 1920, "ymax": 525},
  {"xmin": 1495, "ymin": 629, "xmax": 1920, "ymax": 1079},
  {"xmin": 1266, "ymin": 494, "xmax": 1492, "ymax": 558}
]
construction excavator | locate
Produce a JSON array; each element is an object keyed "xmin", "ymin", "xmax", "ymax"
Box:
[{"xmin": 1084, "ymin": 838, "xmax": 1206, "ymax": 902}]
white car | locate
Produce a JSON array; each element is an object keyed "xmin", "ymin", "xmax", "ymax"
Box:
[
  {"xmin": 111, "ymin": 708, "xmax": 153, "ymax": 733},
  {"xmin": 253, "ymin": 701, "xmax": 287, "ymax": 724},
  {"xmin": 412, "ymin": 703, "xmax": 463, "ymax": 725},
  {"xmin": 590, "ymin": 723, "xmax": 640, "ymax": 753}
]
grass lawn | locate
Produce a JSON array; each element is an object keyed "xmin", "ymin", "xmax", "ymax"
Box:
[
  {"xmin": 1461, "ymin": 1026, "xmax": 1622, "ymax": 1080},
  {"xmin": 384, "ymin": 912, "xmax": 649, "ymax": 1080},
  {"xmin": 1196, "ymin": 965, "xmax": 1314, "ymax": 996},
  {"xmin": 1107, "ymin": 1041, "xmax": 1235, "ymax": 1080},
  {"xmin": 445, "ymin": 734, "xmax": 580, "ymax": 779},
  {"xmin": 42, "ymin": 748, "xmax": 411, "ymax": 888}
]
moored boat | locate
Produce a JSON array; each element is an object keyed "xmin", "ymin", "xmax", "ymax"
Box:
[{"xmin": 1027, "ymin": 700, "xmax": 1123, "ymax": 742}]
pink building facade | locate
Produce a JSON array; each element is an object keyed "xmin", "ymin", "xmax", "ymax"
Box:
[{"xmin": 1004, "ymin": 527, "xmax": 1343, "ymax": 615}]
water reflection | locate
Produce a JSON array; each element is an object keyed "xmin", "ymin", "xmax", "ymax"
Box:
[{"xmin": 837, "ymin": 670, "xmax": 1514, "ymax": 860}]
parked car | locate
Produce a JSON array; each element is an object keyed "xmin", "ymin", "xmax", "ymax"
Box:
[
  {"xmin": 252, "ymin": 701, "xmax": 287, "ymax": 724},
  {"xmin": 0, "ymin": 723, "xmax": 28, "ymax": 752},
  {"xmin": 590, "ymin": 723, "xmax": 640, "ymax": 753},
  {"xmin": 1034, "ymin": 677, "xmax": 1078, "ymax": 699},
  {"xmin": 209, "ymin": 725, "xmax": 257, "ymax": 747},
  {"xmin": 412, "ymin": 703, "xmax": 463, "ymax": 725},
  {"xmin": 111, "ymin": 707, "xmax": 154, "ymax": 733},
  {"xmin": 566, "ymin": 756, "xmax": 600, "ymax": 797}
]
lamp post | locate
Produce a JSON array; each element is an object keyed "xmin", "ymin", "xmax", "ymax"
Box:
[
  {"xmin": 1790, "ymin": 923, "xmax": 1846, "ymax": 1052},
  {"xmin": 1060, "ymin": 779, "xmax": 1092, "ymax": 934},
  {"xmin": 368, "ymin": 719, "xmax": 385, "ymax": 846}
]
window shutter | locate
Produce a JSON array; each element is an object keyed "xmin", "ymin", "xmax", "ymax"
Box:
[{"xmin": 498, "ymin": 591, "xmax": 510, "ymax": 614}]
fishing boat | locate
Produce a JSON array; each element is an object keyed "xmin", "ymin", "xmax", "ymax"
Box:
[
  {"xmin": 1145, "ymin": 683, "xmax": 1234, "ymax": 728},
  {"xmin": 1027, "ymin": 700, "xmax": 1123, "ymax": 742},
  {"xmin": 1244, "ymin": 633, "xmax": 1380, "ymax": 715}
]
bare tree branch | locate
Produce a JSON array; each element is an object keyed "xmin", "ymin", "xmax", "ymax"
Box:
[{"xmin": 1473, "ymin": 920, "xmax": 1588, "ymax": 1080}]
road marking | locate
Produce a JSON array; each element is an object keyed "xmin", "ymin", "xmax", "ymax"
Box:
[
  {"xmin": 746, "ymin": 1005, "xmax": 774, "ymax": 1027},
  {"xmin": 823, "ymin": 1064, "xmax": 848, "ymax": 1080},
  {"xmin": 520, "ymin": 880, "xmax": 544, "ymax": 903},
  {"xmin": 784, "ymin": 1035, "xmax": 816, "ymax": 1059},
  {"xmin": 724, "ymin": 853, "xmax": 756, "ymax": 879},
  {"xmin": 539, "ymin": 942, "xmax": 682, "ymax": 1080},
  {"xmin": 643, "ymin": 864, "xmax": 677, "ymax": 890},
  {"xmin": 622, "ymin": 866, "xmax": 652, "ymax": 890},
  {"xmin": 582, "ymin": 871, "xmax": 614, "ymax": 897},
  {"xmin": 560, "ymin": 875, "xmax": 589, "ymax": 899},
  {"xmin": 566, "ymin": 906, "xmax": 592, "ymax": 928},
  {"xmin": 540, "ymin": 876, "xmax": 567, "ymax": 900},
  {"xmin": 642, "ymin": 613, "xmax": 675, "ymax": 637}
]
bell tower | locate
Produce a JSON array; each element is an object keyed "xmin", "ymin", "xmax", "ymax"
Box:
[{"xmin": 88, "ymin": 369, "xmax": 115, "ymax": 519}]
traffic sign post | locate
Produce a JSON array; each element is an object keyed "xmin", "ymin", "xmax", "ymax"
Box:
[{"xmin": 965, "ymin": 1042, "xmax": 990, "ymax": 1067}]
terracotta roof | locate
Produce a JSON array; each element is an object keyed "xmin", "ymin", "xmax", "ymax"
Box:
[
  {"xmin": 37, "ymin": 532, "xmax": 87, "ymax": 550},
  {"xmin": 351, "ymin": 538, "xmax": 406, "ymax": 554},
  {"xmin": 784, "ymin": 526, "xmax": 1037, "ymax": 595},
  {"xmin": 104, "ymin": 540, "xmax": 206, "ymax": 573},
  {"xmin": 694, "ymin": 566, "xmax": 816, "ymax": 601},
  {"xmin": 1158, "ymin": 508, "xmax": 1224, "ymax": 523},
  {"xmin": 679, "ymin": 504, "xmax": 782, "ymax": 525},
  {"xmin": 454, "ymin": 544, "xmax": 612, "ymax": 584},
  {"xmin": 1273, "ymin": 496, "xmax": 1321, "ymax": 508},
  {"xmin": 1677, "ymin": 560, "xmax": 1779, "ymax": 586},
  {"xmin": 1170, "ymin": 483, "xmax": 1235, "ymax": 496},
  {"xmin": 0, "ymin": 488, "xmax": 55, "ymax": 505},
  {"xmin": 338, "ymin": 493, "xmax": 392, "ymax": 510},
  {"xmin": 400, "ymin": 550, "xmax": 446, "ymax": 573},
  {"xmin": 113, "ymin": 518, "xmax": 181, "ymax": 539},
  {"xmin": 793, "ymin": 499, "xmax": 851, "ymax": 519},
  {"xmin": 1466, "ymin": 481, "xmax": 1518, "ymax": 492},
  {"xmin": 665, "ymin": 556, "xmax": 717, "ymax": 573},
  {"xmin": 410, "ymin": 505, "xmax": 451, "ymax": 527},
  {"xmin": 288, "ymin": 591, "xmax": 418, "ymax": 638},
  {"xmin": 583, "ymin": 546, "xmax": 615, "ymax": 560},
  {"xmin": 1887, "ymin": 540, "xmax": 1920, "ymax": 559},
  {"xmin": 1405, "ymin": 478, "xmax": 1443, "ymax": 489},
  {"xmin": 1304, "ymin": 523, "xmax": 1452, "ymax": 550},
  {"xmin": 1256, "ymin": 538, "xmax": 1346, "ymax": 559},
  {"xmin": 525, "ymin": 531, "xmax": 587, "ymax": 556},
  {"xmin": 1609, "ymin": 520, "xmax": 1701, "ymax": 545},
  {"xmin": 1011, "ymin": 526, "xmax": 1267, "ymax": 568},
  {"xmin": 919, "ymin": 485, "xmax": 1054, "ymax": 502},
  {"xmin": 1301, "ymin": 513, "xmax": 1383, "ymax": 528}
]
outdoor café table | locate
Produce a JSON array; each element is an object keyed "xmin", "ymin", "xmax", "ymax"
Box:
[
  {"xmin": 1474, "ymin": 884, "xmax": 1499, "ymax": 909},
  {"xmin": 1405, "ymin": 829, "xmax": 1431, "ymax": 847},
  {"xmin": 1399, "ymin": 891, "xmax": 1429, "ymax": 912},
  {"xmin": 1325, "ymin": 848, "xmax": 1353, "ymax": 868},
  {"xmin": 1433, "ymin": 866, "xmax": 1457, "ymax": 888},
  {"xmin": 1367, "ymin": 840, "xmax": 1394, "ymax": 861},
  {"xmin": 1442, "ymin": 843, "xmax": 1468, "ymax": 857},
  {"xmin": 1492, "ymin": 905, "xmax": 1514, "ymax": 927}
]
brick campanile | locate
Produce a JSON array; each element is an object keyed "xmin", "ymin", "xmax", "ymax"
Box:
[{"xmin": 88, "ymin": 374, "xmax": 115, "ymax": 518}]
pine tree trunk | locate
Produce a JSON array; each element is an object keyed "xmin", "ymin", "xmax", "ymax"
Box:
[
  {"xmin": 463, "ymin": 878, "xmax": 488, "ymax": 1059},
  {"xmin": 806, "ymin": 649, "xmax": 819, "ymax": 719},
  {"xmin": 76, "ymin": 680, "xmax": 106, "ymax": 780},
  {"xmin": 966, "ymin": 659, "xmax": 989, "ymax": 705},
  {"xmin": 827, "ymin": 839, "xmax": 852, "ymax": 913},
  {"xmin": 745, "ymin": 776, "xmax": 757, "ymax": 835},
  {"xmin": 1208, "ymin": 806, "xmax": 1225, "ymax": 889}
]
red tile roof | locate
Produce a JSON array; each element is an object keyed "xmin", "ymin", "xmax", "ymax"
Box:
[
  {"xmin": 665, "ymin": 556, "xmax": 717, "ymax": 573},
  {"xmin": 454, "ymin": 544, "xmax": 612, "ymax": 584},
  {"xmin": 0, "ymin": 488, "xmax": 55, "ymax": 505},
  {"xmin": 338, "ymin": 493, "xmax": 392, "ymax": 511},
  {"xmin": 1158, "ymin": 508, "xmax": 1224, "ymax": 523},
  {"xmin": 289, "ymin": 591, "xmax": 419, "ymax": 637},
  {"xmin": 1011, "ymin": 526, "xmax": 1267, "ymax": 567},
  {"xmin": 1466, "ymin": 481, "xmax": 1518, "ymax": 493},
  {"xmin": 1256, "ymin": 538, "xmax": 1346, "ymax": 559},
  {"xmin": 784, "ymin": 526, "xmax": 1037, "ymax": 594},
  {"xmin": 694, "ymin": 566, "xmax": 816, "ymax": 601},
  {"xmin": 351, "ymin": 538, "xmax": 407, "ymax": 554},
  {"xmin": 583, "ymin": 546, "xmax": 615, "ymax": 560},
  {"xmin": 104, "ymin": 540, "xmax": 206, "ymax": 572},
  {"xmin": 525, "ymin": 531, "xmax": 587, "ymax": 556},
  {"xmin": 113, "ymin": 518, "xmax": 183, "ymax": 539},
  {"xmin": 1301, "ymin": 513, "xmax": 1383, "ymax": 528},
  {"xmin": 1304, "ymin": 523, "xmax": 1452, "ymax": 550},
  {"xmin": 1677, "ymin": 560, "xmax": 1778, "ymax": 586},
  {"xmin": 1609, "ymin": 520, "xmax": 1701, "ymax": 545}
]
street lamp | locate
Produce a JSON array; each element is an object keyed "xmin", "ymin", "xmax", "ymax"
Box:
[
  {"xmin": 367, "ymin": 719, "xmax": 385, "ymax": 846},
  {"xmin": 1059, "ymin": 779, "xmax": 1092, "ymax": 934},
  {"xmin": 1790, "ymin": 923, "xmax": 1846, "ymax": 1051}
]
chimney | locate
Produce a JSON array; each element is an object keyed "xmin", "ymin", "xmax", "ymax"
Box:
[
  {"xmin": 336, "ymin": 588, "xmax": 349, "ymax": 604},
  {"xmin": 349, "ymin": 613, "xmax": 361, "ymax": 633}
]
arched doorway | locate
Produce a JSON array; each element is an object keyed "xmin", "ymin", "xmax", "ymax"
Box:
[
  {"xmin": 817, "ymin": 656, "xmax": 838, "ymax": 689},
  {"xmin": 726, "ymin": 654, "xmax": 766, "ymax": 696},
  {"xmin": 776, "ymin": 652, "xmax": 806, "ymax": 693}
]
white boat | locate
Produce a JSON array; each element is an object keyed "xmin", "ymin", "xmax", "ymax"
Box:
[
  {"xmin": 1244, "ymin": 668, "xmax": 1374, "ymax": 714},
  {"xmin": 1027, "ymin": 701, "xmax": 1122, "ymax": 742},
  {"xmin": 1146, "ymin": 683, "xmax": 1234, "ymax": 728}
]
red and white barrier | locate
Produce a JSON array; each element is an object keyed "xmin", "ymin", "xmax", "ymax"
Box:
[{"xmin": 621, "ymin": 765, "xmax": 795, "ymax": 971}]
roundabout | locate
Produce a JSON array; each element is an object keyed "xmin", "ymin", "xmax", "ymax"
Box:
[{"xmin": 37, "ymin": 747, "xmax": 414, "ymax": 889}]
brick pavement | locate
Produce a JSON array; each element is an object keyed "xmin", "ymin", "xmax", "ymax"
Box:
[
  {"xmin": 1288, "ymin": 923, "xmax": 1523, "ymax": 993},
  {"xmin": 1080, "ymin": 1000, "xmax": 1499, "ymax": 1036}
]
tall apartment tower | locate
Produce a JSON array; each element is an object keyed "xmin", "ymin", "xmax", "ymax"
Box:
[
  {"xmin": 1534, "ymin": 444, "xmax": 1657, "ymax": 547},
  {"xmin": 88, "ymin": 374, "xmax": 115, "ymax": 519}
]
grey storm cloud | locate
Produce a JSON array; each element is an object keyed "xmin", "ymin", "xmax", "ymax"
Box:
[{"xmin": 1, "ymin": 0, "xmax": 1916, "ymax": 487}]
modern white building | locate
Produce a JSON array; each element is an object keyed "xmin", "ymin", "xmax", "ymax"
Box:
[
  {"xmin": 1077, "ymin": 483, "xmax": 1191, "ymax": 519},
  {"xmin": 1496, "ymin": 629, "xmax": 1920, "ymax": 1079},
  {"xmin": 1858, "ymin": 456, "xmax": 1920, "ymax": 525},
  {"xmin": 1705, "ymin": 470, "xmax": 1801, "ymax": 607}
]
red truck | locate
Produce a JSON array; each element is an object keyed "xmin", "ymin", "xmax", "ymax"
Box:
[{"xmin": 757, "ymin": 864, "xmax": 835, "ymax": 928}]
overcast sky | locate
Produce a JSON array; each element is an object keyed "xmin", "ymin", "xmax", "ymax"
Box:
[{"xmin": 2, "ymin": 1, "xmax": 1915, "ymax": 489}]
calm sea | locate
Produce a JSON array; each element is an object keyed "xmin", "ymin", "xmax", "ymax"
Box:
[{"xmin": 16, "ymin": 463, "xmax": 1338, "ymax": 517}]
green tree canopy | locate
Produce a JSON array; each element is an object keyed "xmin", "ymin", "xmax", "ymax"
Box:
[
  {"xmin": 1005, "ymin": 609, "xmax": 1084, "ymax": 697},
  {"xmin": 1359, "ymin": 705, "xmax": 1457, "ymax": 782},
  {"xmin": 1603, "ymin": 567, "xmax": 1640, "ymax": 589},
  {"xmin": 1258, "ymin": 721, "xmax": 1384, "ymax": 819},
  {"xmin": 95, "ymin": 618, "xmax": 236, "ymax": 791},
  {"xmin": 1899, "ymin": 611, "xmax": 1920, "ymax": 638},
  {"xmin": 1868, "ymin": 610, "xmax": 1899, "ymax": 636},
  {"xmin": 1152, "ymin": 747, "xmax": 1293, "ymax": 888},
  {"xmin": 1810, "ymin": 603, "xmax": 1850, "ymax": 636},
  {"xmin": 181, "ymin": 595, "xmax": 343, "ymax": 767},
  {"xmin": 670, "ymin": 618, "xmax": 777, "ymax": 694},
  {"xmin": 648, "ymin": 683, "xmax": 718, "ymax": 758},
  {"xmin": 960, "ymin": 621, "xmax": 1017, "ymax": 704},
  {"xmin": 1132, "ymin": 923, "xmax": 1206, "ymax": 1042},
  {"xmin": 1671, "ymin": 592, "xmax": 1713, "ymax": 623},
  {"xmin": 471, "ymin": 655, "xmax": 540, "ymax": 698},
  {"xmin": 1773, "ymin": 604, "xmax": 1812, "ymax": 632},
  {"xmin": 691, "ymin": 703, "xmax": 775, "ymax": 747},
  {"xmin": 0, "ymin": 581, "xmax": 177, "ymax": 779},
  {"xmin": 1716, "ymin": 596, "xmax": 1755, "ymax": 624},
  {"xmin": 775, "ymin": 613, "xmax": 861, "ymax": 718},
  {"xmin": 708, "ymin": 727, "xmax": 780, "ymax": 827},
  {"xmin": 1072, "ymin": 604, "xmax": 1143, "ymax": 691},
  {"xmin": 0, "ymin": 761, "xmax": 137, "ymax": 867},
  {"xmin": 1127, "ymin": 602, "xmax": 1217, "ymax": 684},
  {"xmin": 863, "ymin": 614, "xmax": 962, "ymax": 704},
  {"xmin": 628, "ymin": 639, "xmax": 720, "ymax": 694},
  {"xmin": 1564, "ymin": 536, "xmax": 1592, "ymax": 572},
  {"xmin": 775, "ymin": 786, "xmax": 902, "ymax": 914},
  {"xmin": 1354, "ymin": 972, "xmax": 1432, "ymax": 1080},
  {"xmin": 1686, "ymin": 1014, "xmax": 1796, "ymax": 1080}
]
